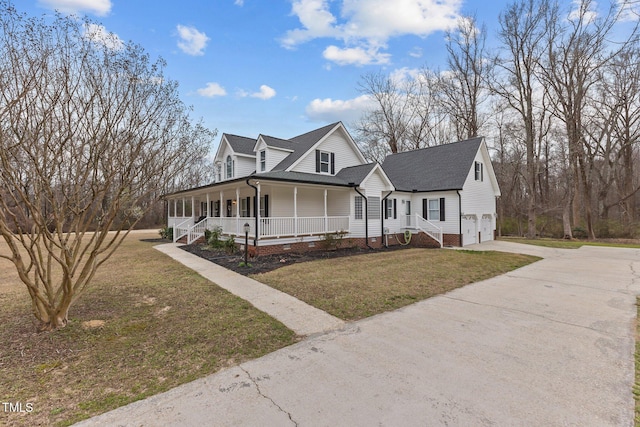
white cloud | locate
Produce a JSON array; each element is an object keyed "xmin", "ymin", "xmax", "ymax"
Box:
[
  {"xmin": 176, "ymin": 25, "xmax": 210, "ymax": 56},
  {"xmin": 251, "ymin": 85, "xmax": 277, "ymax": 100},
  {"xmin": 568, "ymin": 0, "xmax": 598, "ymax": 23},
  {"xmin": 305, "ymin": 94, "xmax": 376, "ymax": 123},
  {"xmin": 197, "ymin": 82, "xmax": 227, "ymax": 97},
  {"xmin": 38, "ymin": 0, "xmax": 112, "ymax": 16},
  {"xmin": 235, "ymin": 0, "xmax": 245, "ymax": 5},
  {"xmin": 83, "ymin": 23, "xmax": 123, "ymax": 50},
  {"xmin": 322, "ymin": 45, "xmax": 390, "ymax": 65},
  {"xmin": 408, "ymin": 46, "xmax": 423, "ymax": 58},
  {"xmin": 282, "ymin": 0, "xmax": 462, "ymax": 65}
]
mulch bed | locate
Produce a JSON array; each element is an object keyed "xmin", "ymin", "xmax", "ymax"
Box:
[{"xmin": 180, "ymin": 243, "xmax": 409, "ymax": 275}]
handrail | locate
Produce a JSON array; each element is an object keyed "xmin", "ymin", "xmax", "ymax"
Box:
[
  {"xmin": 414, "ymin": 214, "xmax": 443, "ymax": 247},
  {"xmin": 173, "ymin": 218, "xmax": 192, "ymax": 243}
]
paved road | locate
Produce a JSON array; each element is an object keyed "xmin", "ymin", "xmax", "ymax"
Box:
[{"xmin": 76, "ymin": 242, "xmax": 639, "ymax": 426}]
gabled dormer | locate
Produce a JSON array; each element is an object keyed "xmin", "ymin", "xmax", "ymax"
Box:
[
  {"xmin": 253, "ymin": 135, "xmax": 297, "ymax": 174},
  {"xmin": 272, "ymin": 122, "xmax": 368, "ymax": 175},
  {"xmin": 213, "ymin": 134, "xmax": 256, "ymax": 182}
]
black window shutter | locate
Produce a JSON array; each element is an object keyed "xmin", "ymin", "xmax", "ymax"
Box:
[
  {"xmin": 422, "ymin": 199, "xmax": 428, "ymax": 219},
  {"xmin": 315, "ymin": 150, "xmax": 320, "ymax": 173},
  {"xmin": 264, "ymin": 194, "xmax": 269, "ymax": 217},
  {"xmin": 440, "ymin": 198, "xmax": 445, "ymax": 221},
  {"xmin": 384, "ymin": 199, "xmax": 389, "ymax": 219},
  {"xmin": 330, "ymin": 152, "xmax": 335, "ymax": 174},
  {"xmin": 246, "ymin": 196, "xmax": 251, "ymax": 217},
  {"xmin": 393, "ymin": 199, "xmax": 397, "ymax": 219},
  {"xmin": 481, "ymin": 163, "xmax": 484, "ymax": 181},
  {"xmin": 252, "ymin": 196, "xmax": 256, "ymax": 218}
]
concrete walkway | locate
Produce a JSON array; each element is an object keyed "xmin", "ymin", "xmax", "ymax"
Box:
[
  {"xmin": 77, "ymin": 241, "xmax": 639, "ymax": 426},
  {"xmin": 153, "ymin": 244, "xmax": 345, "ymax": 336}
]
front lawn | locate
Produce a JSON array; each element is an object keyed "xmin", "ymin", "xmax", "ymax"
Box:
[
  {"xmin": 251, "ymin": 248, "xmax": 539, "ymax": 321},
  {"xmin": 0, "ymin": 232, "xmax": 297, "ymax": 427},
  {"xmin": 500, "ymin": 236, "xmax": 640, "ymax": 249}
]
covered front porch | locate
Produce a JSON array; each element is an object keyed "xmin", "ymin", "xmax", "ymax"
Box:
[{"xmin": 166, "ymin": 180, "xmax": 352, "ymax": 245}]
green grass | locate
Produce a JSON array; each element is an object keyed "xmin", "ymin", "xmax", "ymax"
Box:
[
  {"xmin": 251, "ymin": 248, "xmax": 539, "ymax": 321},
  {"xmin": 500, "ymin": 236, "xmax": 640, "ymax": 249},
  {"xmin": 0, "ymin": 233, "xmax": 298, "ymax": 427}
]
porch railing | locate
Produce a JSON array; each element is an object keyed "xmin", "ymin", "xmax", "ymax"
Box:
[
  {"xmin": 181, "ymin": 216, "xmax": 350, "ymax": 243},
  {"xmin": 173, "ymin": 218, "xmax": 192, "ymax": 243},
  {"xmin": 405, "ymin": 214, "xmax": 443, "ymax": 247}
]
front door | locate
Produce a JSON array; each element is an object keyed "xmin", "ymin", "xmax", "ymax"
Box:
[
  {"xmin": 226, "ymin": 199, "xmax": 232, "ymax": 217},
  {"xmin": 405, "ymin": 200, "xmax": 411, "ymax": 227}
]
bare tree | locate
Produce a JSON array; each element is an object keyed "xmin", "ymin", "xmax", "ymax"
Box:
[
  {"xmin": 0, "ymin": 3, "xmax": 216, "ymax": 330},
  {"xmin": 493, "ymin": 0, "xmax": 553, "ymax": 238},
  {"xmin": 539, "ymin": 0, "xmax": 639, "ymax": 239},
  {"xmin": 440, "ymin": 15, "xmax": 491, "ymax": 140}
]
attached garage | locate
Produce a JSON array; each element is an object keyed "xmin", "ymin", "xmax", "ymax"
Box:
[
  {"xmin": 480, "ymin": 214, "xmax": 494, "ymax": 242},
  {"xmin": 462, "ymin": 215, "xmax": 477, "ymax": 246}
]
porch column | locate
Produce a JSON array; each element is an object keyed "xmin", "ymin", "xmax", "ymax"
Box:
[
  {"xmin": 257, "ymin": 184, "xmax": 261, "ymax": 238},
  {"xmin": 206, "ymin": 194, "xmax": 210, "ymax": 218},
  {"xmin": 182, "ymin": 198, "xmax": 185, "ymax": 218},
  {"xmin": 191, "ymin": 196, "xmax": 195, "ymax": 222},
  {"xmin": 235, "ymin": 187, "xmax": 240, "ymax": 234},
  {"xmin": 324, "ymin": 189, "xmax": 328, "ymax": 232},
  {"xmin": 167, "ymin": 199, "xmax": 170, "ymax": 226},
  {"xmin": 219, "ymin": 191, "xmax": 224, "ymax": 218},
  {"xmin": 293, "ymin": 187, "xmax": 298, "ymax": 237}
]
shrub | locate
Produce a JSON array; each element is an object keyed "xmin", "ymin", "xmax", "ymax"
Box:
[
  {"xmin": 207, "ymin": 227, "xmax": 224, "ymax": 249},
  {"xmin": 572, "ymin": 226, "xmax": 588, "ymax": 239},
  {"xmin": 224, "ymin": 235, "xmax": 236, "ymax": 254},
  {"xmin": 319, "ymin": 231, "xmax": 348, "ymax": 250},
  {"xmin": 159, "ymin": 226, "xmax": 173, "ymax": 240}
]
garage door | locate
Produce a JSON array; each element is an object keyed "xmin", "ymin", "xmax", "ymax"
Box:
[
  {"xmin": 462, "ymin": 216, "xmax": 477, "ymax": 246},
  {"xmin": 480, "ymin": 215, "xmax": 493, "ymax": 242}
]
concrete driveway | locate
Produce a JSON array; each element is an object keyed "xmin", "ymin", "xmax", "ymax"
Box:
[{"xmin": 77, "ymin": 242, "xmax": 639, "ymax": 426}]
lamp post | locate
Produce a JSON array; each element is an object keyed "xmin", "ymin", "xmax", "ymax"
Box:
[{"xmin": 243, "ymin": 222, "xmax": 250, "ymax": 267}]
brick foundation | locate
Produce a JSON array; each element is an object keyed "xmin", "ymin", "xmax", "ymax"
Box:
[{"xmin": 442, "ymin": 233, "xmax": 461, "ymax": 247}]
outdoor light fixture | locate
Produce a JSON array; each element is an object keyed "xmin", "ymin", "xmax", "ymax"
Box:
[{"xmin": 243, "ymin": 223, "xmax": 250, "ymax": 266}]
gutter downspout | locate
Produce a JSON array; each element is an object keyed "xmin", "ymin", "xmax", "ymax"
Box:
[
  {"xmin": 354, "ymin": 186, "xmax": 373, "ymax": 250},
  {"xmin": 457, "ymin": 190, "xmax": 462, "ymax": 247},
  {"xmin": 246, "ymin": 178, "xmax": 258, "ymax": 246},
  {"xmin": 381, "ymin": 191, "xmax": 393, "ymax": 248}
]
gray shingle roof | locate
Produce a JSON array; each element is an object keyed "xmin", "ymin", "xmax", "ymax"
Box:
[
  {"xmin": 335, "ymin": 163, "xmax": 376, "ymax": 185},
  {"xmin": 225, "ymin": 134, "xmax": 256, "ymax": 156},
  {"xmin": 259, "ymin": 135, "xmax": 298, "ymax": 151},
  {"xmin": 271, "ymin": 122, "xmax": 340, "ymax": 171},
  {"xmin": 253, "ymin": 170, "xmax": 353, "ymax": 187},
  {"xmin": 382, "ymin": 137, "xmax": 483, "ymax": 192}
]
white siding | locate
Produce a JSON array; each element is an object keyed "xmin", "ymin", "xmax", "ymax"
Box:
[
  {"xmin": 291, "ymin": 128, "xmax": 365, "ymax": 174},
  {"xmin": 359, "ymin": 169, "xmax": 388, "ymax": 239},
  {"xmin": 235, "ymin": 156, "xmax": 255, "ymax": 178},
  {"xmin": 410, "ymin": 192, "xmax": 460, "ymax": 236},
  {"xmin": 460, "ymin": 144, "xmax": 498, "ymax": 243},
  {"xmin": 254, "ymin": 139, "xmax": 292, "ymax": 173}
]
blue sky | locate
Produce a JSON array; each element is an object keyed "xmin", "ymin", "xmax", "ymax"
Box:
[{"xmin": 15, "ymin": 0, "xmax": 583, "ymax": 147}]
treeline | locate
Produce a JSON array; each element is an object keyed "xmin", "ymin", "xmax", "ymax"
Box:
[{"xmin": 354, "ymin": 0, "xmax": 640, "ymax": 239}]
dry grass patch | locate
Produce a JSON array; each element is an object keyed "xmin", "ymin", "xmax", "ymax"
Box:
[
  {"xmin": 252, "ymin": 248, "xmax": 539, "ymax": 321},
  {"xmin": 0, "ymin": 232, "xmax": 297, "ymax": 427}
]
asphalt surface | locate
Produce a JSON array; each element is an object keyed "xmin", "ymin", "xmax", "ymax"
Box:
[{"xmin": 75, "ymin": 241, "xmax": 640, "ymax": 426}]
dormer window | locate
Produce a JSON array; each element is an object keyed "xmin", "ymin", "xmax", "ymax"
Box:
[
  {"xmin": 315, "ymin": 150, "xmax": 335, "ymax": 174},
  {"xmin": 260, "ymin": 150, "xmax": 266, "ymax": 172},
  {"xmin": 226, "ymin": 155, "xmax": 234, "ymax": 179},
  {"xmin": 475, "ymin": 161, "xmax": 483, "ymax": 181}
]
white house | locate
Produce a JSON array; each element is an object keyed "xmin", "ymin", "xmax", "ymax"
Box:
[{"xmin": 164, "ymin": 122, "xmax": 501, "ymax": 253}]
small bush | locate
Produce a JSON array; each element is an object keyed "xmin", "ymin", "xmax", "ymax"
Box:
[
  {"xmin": 319, "ymin": 231, "xmax": 348, "ymax": 250},
  {"xmin": 224, "ymin": 235, "xmax": 236, "ymax": 254},
  {"xmin": 159, "ymin": 226, "xmax": 173, "ymax": 240},
  {"xmin": 572, "ymin": 226, "xmax": 588, "ymax": 239},
  {"xmin": 207, "ymin": 227, "xmax": 224, "ymax": 249}
]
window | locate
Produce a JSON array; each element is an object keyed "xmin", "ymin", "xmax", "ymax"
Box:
[
  {"xmin": 320, "ymin": 151, "xmax": 330, "ymax": 173},
  {"xmin": 475, "ymin": 161, "xmax": 483, "ymax": 181},
  {"xmin": 315, "ymin": 150, "xmax": 335, "ymax": 174},
  {"xmin": 241, "ymin": 198, "xmax": 249, "ymax": 217},
  {"xmin": 201, "ymin": 201, "xmax": 208, "ymax": 217},
  {"xmin": 226, "ymin": 155, "xmax": 234, "ymax": 179},
  {"xmin": 259, "ymin": 195, "xmax": 269, "ymax": 218},
  {"xmin": 428, "ymin": 199, "xmax": 440, "ymax": 221},
  {"xmin": 355, "ymin": 196, "xmax": 363, "ymax": 220},
  {"xmin": 368, "ymin": 196, "xmax": 380, "ymax": 220},
  {"xmin": 385, "ymin": 198, "xmax": 396, "ymax": 219},
  {"xmin": 260, "ymin": 150, "xmax": 266, "ymax": 172}
]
